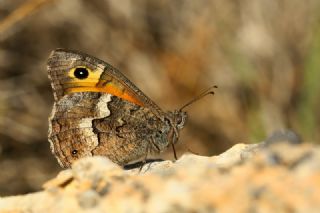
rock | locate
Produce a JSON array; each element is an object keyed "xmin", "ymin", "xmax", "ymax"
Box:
[{"xmin": 0, "ymin": 142, "xmax": 319, "ymax": 213}]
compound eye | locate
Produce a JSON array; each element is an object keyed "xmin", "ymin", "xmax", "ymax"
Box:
[
  {"xmin": 176, "ymin": 112, "xmax": 187, "ymax": 129},
  {"xmin": 74, "ymin": 67, "xmax": 89, "ymax": 79},
  {"xmin": 176, "ymin": 116, "xmax": 183, "ymax": 125}
]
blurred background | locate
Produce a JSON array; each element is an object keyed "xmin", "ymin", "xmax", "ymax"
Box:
[{"xmin": 0, "ymin": 0, "xmax": 319, "ymax": 196}]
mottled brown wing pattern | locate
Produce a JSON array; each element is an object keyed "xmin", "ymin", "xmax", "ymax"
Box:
[
  {"xmin": 49, "ymin": 92, "xmax": 171, "ymax": 168},
  {"xmin": 49, "ymin": 92, "xmax": 109, "ymax": 168},
  {"xmin": 47, "ymin": 49, "xmax": 188, "ymax": 168}
]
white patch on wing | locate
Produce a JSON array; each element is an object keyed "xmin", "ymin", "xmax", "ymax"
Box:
[
  {"xmin": 76, "ymin": 94, "xmax": 112, "ymax": 149},
  {"xmin": 81, "ymin": 128, "xmax": 97, "ymax": 137},
  {"xmin": 48, "ymin": 93, "xmax": 112, "ymax": 168},
  {"xmin": 48, "ymin": 103, "xmax": 66, "ymax": 167},
  {"xmin": 78, "ymin": 118, "xmax": 93, "ymax": 128},
  {"xmin": 95, "ymin": 93, "xmax": 112, "ymax": 118},
  {"xmin": 48, "ymin": 103, "xmax": 57, "ymax": 137},
  {"xmin": 78, "ymin": 118, "xmax": 97, "ymax": 143}
]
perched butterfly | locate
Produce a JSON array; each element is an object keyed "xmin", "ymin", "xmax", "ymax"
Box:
[{"xmin": 47, "ymin": 49, "xmax": 216, "ymax": 168}]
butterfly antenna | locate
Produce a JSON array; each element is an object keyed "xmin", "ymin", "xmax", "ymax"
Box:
[{"xmin": 179, "ymin": 85, "xmax": 218, "ymax": 111}]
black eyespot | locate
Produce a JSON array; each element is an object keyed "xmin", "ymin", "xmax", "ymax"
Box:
[
  {"xmin": 74, "ymin": 67, "xmax": 89, "ymax": 79},
  {"xmin": 71, "ymin": 149, "xmax": 78, "ymax": 155}
]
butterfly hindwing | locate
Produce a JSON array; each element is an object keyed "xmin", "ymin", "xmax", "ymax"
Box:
[{"xmin": 48, "ymin": 92, "xmax": 170, "ymax": 168}]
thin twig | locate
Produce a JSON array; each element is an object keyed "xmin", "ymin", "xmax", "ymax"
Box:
[{"xmin": 0, "ymin": 0, "xmax": 56, "ymax": 40}]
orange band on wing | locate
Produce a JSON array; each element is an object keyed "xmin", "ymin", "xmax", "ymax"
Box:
[{"xmin": 67, "ymin": 86, "xmax": 144, "ymax": 106}]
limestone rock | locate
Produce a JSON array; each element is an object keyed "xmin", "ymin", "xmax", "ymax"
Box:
[{"xmin": 0, "ymin": 142, "xmax": 319, "ymax": 213}]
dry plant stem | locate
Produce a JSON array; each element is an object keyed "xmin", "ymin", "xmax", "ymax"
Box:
[{"xmin": 0, "ymin": 0, "xmax": 55, "ymax": 40}]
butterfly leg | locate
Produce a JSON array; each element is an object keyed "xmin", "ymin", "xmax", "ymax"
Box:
[
  {"xmin": 150, "ymin": 136, "xmax": 161, "ymax": 153},
  {"xmin": 167, "ymin": 127, "xmax": 179, "ymax": 160},
  {"xmin": 138, "ymin": 137, "xmax": 162, "ymax": 172},
  {"xmin": 139, "ymin": 141, "xmax": 151, "ymax": 172},
  {"xmin": 171, "ymin": 143, "xmax": 178, "ymax": 160}
]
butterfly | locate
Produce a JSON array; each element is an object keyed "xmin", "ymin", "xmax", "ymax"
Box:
[{"xmin": 47, "ymin": 49, "xmax": 216, "ymax": 168}]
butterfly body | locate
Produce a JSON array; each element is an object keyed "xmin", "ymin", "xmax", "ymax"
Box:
[{"xmin": 47, "ymin": 49, "xmax": 187, "ymax": 168}]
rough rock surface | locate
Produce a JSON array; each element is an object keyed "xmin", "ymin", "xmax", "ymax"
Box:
[{"xmin": 0, "ymin": 142, "xmax": 319, "ymax": 213}]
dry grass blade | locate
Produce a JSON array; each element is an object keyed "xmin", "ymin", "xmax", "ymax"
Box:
[{"xmin": 0, "ymin": 0, "xmax": 55, "ymax": 40}]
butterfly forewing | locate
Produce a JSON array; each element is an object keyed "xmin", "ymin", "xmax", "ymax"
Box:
[{"xmin": 47, "ymin": 49, "xmax": 163, "ymax": 116}]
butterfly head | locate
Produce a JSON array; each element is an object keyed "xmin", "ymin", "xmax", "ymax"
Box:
[
  {"xmin": 165, "ymin": 85, "xmax": 218, "ymax": 147},
  {"xmin": 171, "ymin": 110, "xmax": 188, "ymax": 130},
  {"xmin": 165, "ymin": 109, "xmax": 188, "ymax": 146}
]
